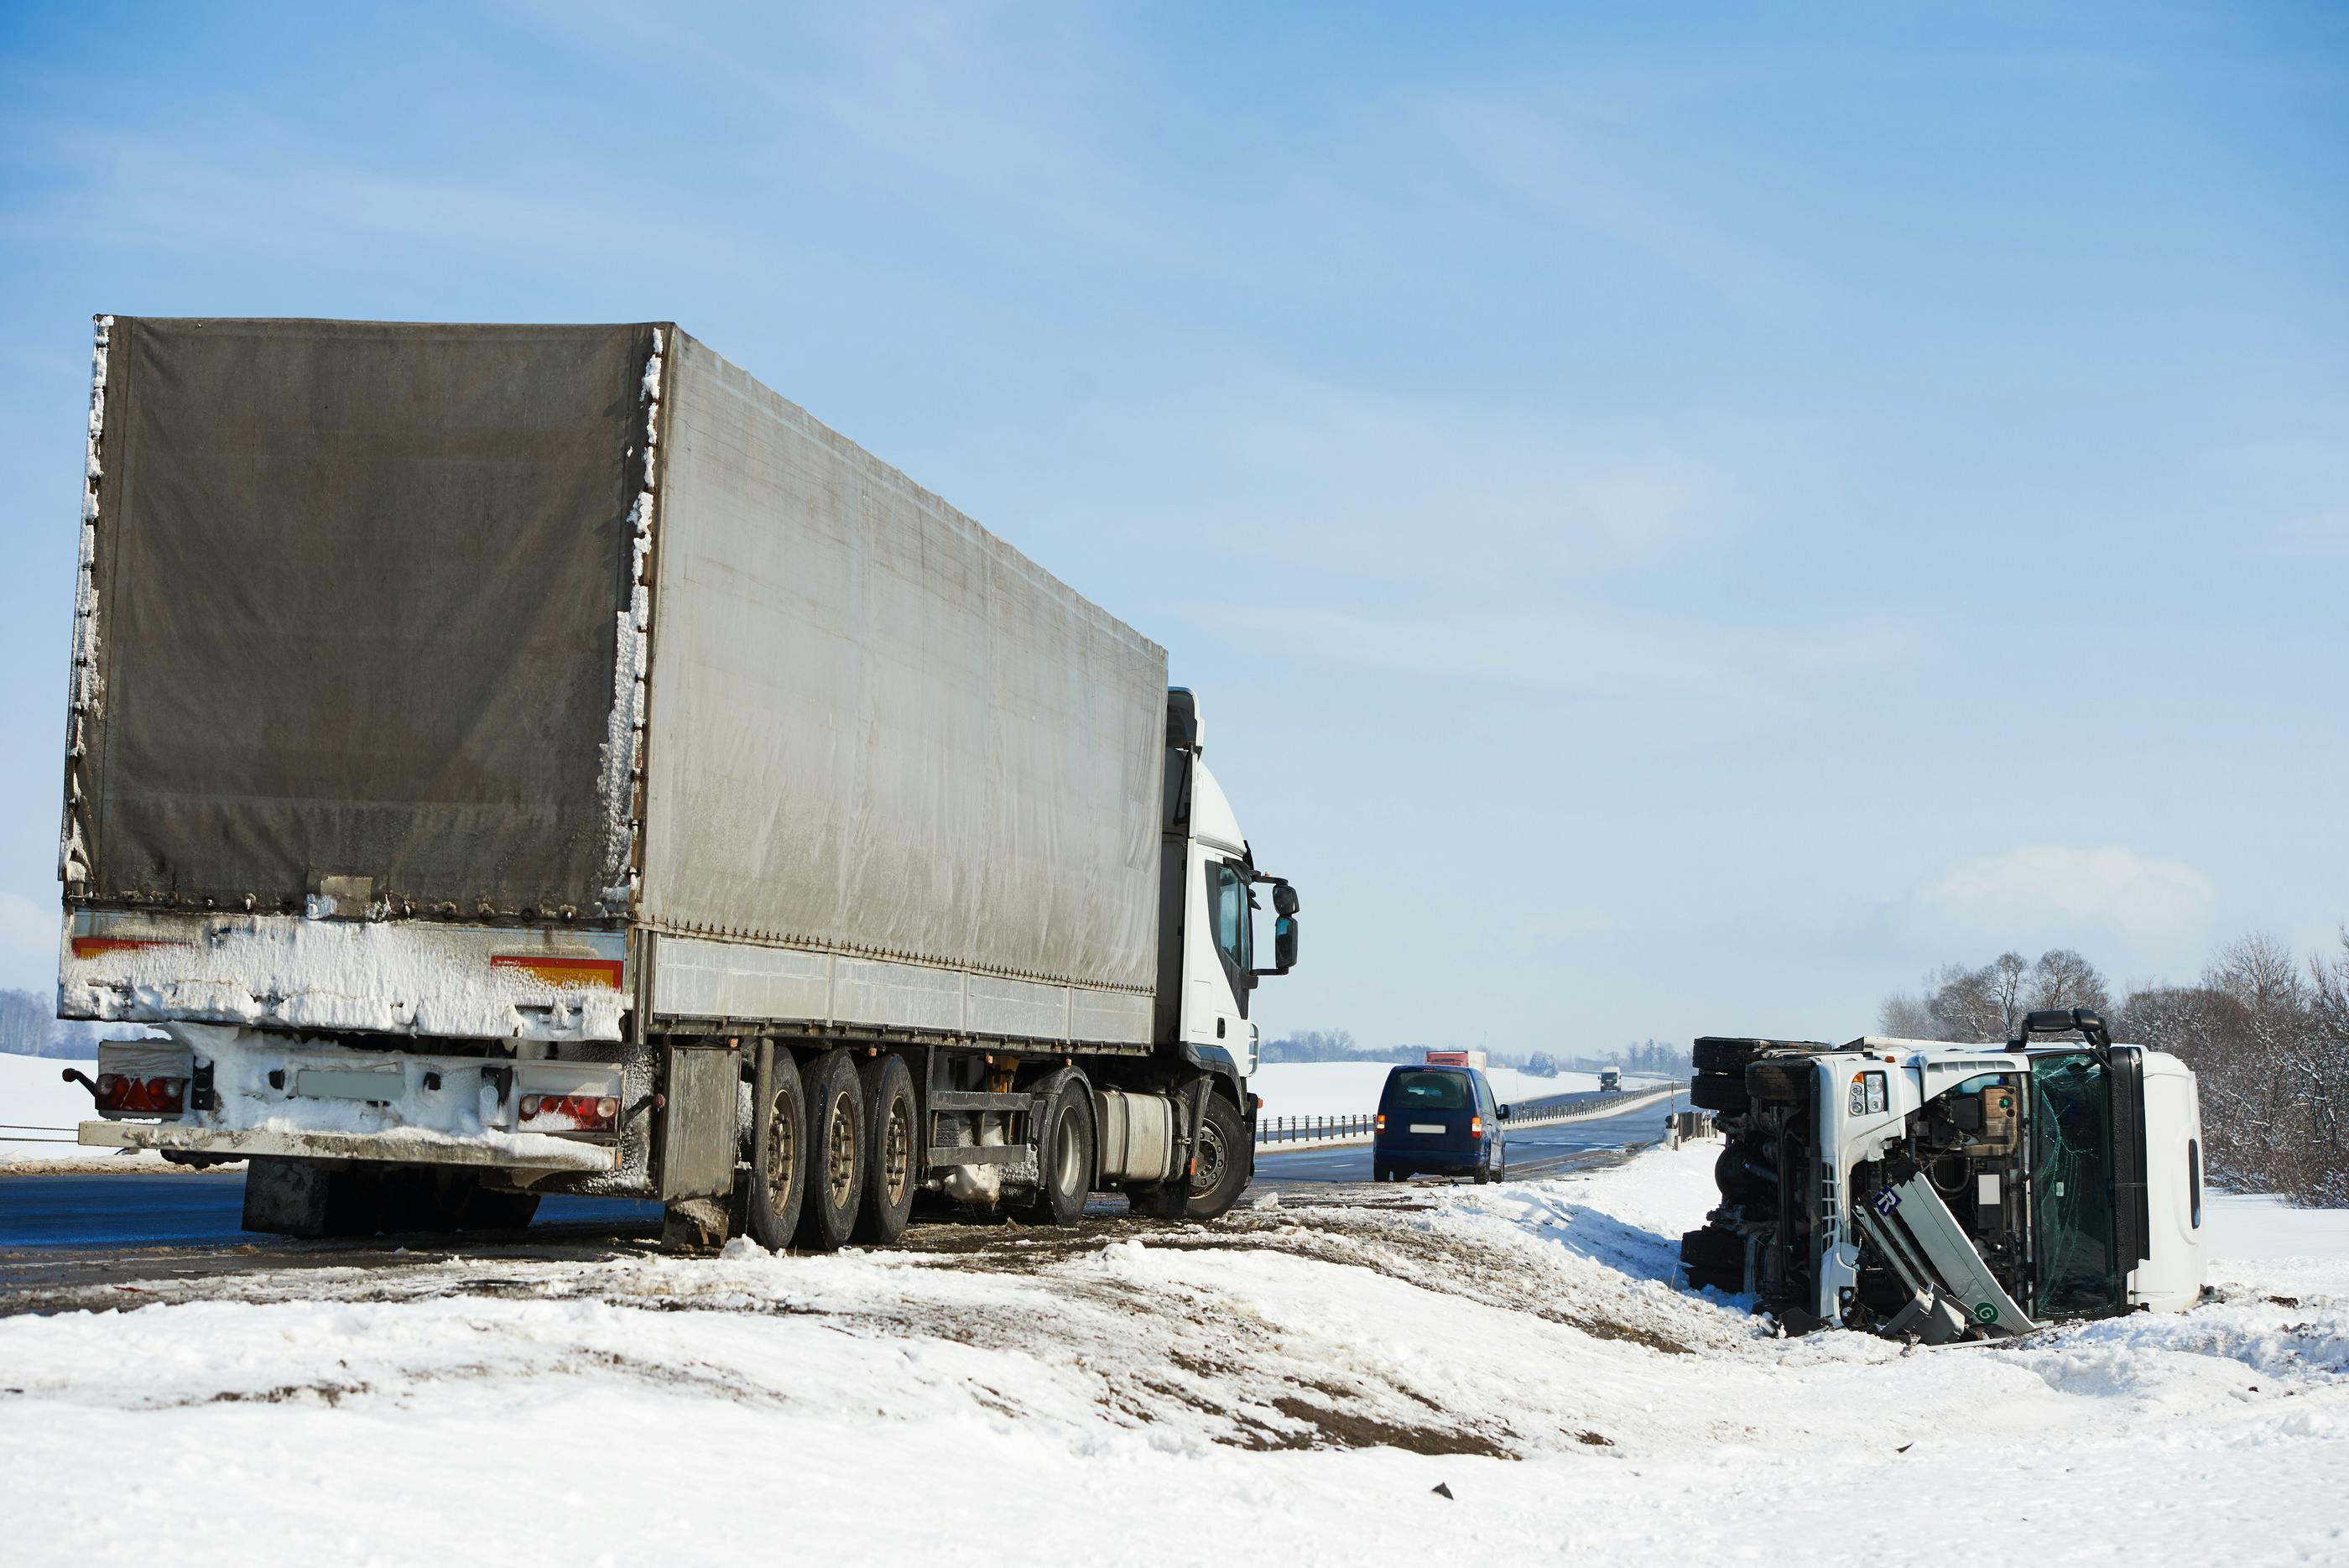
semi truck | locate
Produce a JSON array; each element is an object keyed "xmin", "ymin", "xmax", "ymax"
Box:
[
  {"xmin": 1680, "ymin": 1010, "xmax": 2206, "ymax": 1341},
  {"xmin": 55, "ymin": 315, "xmax": 1300, "ymax": 1249}
]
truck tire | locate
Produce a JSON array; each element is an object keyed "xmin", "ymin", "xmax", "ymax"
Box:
[
  {"xmin": 1679, "ymin": 1226, "xmax": 1745, "ymax": 1289},
  {"xmin": 1025, "ymin": 1071, "xmax": 1096, "ymax": 1227},
  {"xmin": 1689, "ymin": 1074, "xmax": 1747, "ymax": 1114},
  {"xmin": 1713, "ymin": 1145, "xmax": 1753, "ymax": 1201},
  {"xmin": 746, "ymin": 1046, "xmax": 808, "ymax": 1251},
  {"xmin": 853, "ymin": 1053, "xmax": 919, "ymax": 1244},
  {"xmin": 1185, "ymin": 1091, "xmax": 1250, "ymax": 1219},
  {"xmin": 1693, "ymin": 1037, "xmax": 1769, "ymax": 1075},
  {"xmin": 794, "ymin": 1050, "xmax": 864, "ymax": 1253}
]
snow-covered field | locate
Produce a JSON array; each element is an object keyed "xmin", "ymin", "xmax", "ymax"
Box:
[
  {"xmin": 0, "ymin": 1049, "xmax": 154, "ymax": 1167},
  {"xmin": 1252, "ymin": 1060, "xmax": 1634, "ymax": 1117},
  {"xmin": 3, "ymin": 1139, "xmax": 2343, "ymax": 1566}
]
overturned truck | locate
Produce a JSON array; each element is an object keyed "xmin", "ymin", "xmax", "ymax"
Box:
[
  {"xmin": 57, "ymin": 316, "xmax": 1300, "ymax": 1248},
  {"xmin": 1680, "ymin": 1010, "xmax": 2206, "ymax": 1341}
]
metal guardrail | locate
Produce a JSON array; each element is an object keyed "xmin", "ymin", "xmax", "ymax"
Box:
[{"xmin": 1253, "ymin": 1081, "xmax": 1684, "ymax": 1146}]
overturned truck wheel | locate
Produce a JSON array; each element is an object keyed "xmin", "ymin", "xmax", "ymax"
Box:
[{"xmin": 1680, "ymin": 1225, "xmax": 1747, "ymax": 1293}]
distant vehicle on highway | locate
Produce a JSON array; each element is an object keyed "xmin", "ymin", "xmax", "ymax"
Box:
[
  {"xmin": 1372, "ymin": 1056, "xmax": 1507, "ymax": 1183},
  {"xmin": 1598, "ymin": 1067, "xmax": 1622, "ymax": 1092}
]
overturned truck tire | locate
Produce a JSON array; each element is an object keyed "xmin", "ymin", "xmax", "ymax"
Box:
[
  {"xmin": 1680, "ymin": 1225, "xmax": 1747, "ymax": 1294},
  {"xmin": 1688, "ymin": 1073, "xmax": 1747, "ymax": 1115}
]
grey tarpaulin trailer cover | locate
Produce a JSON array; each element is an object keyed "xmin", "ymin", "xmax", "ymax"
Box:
[{"xmin": 62, "ymin": 319, "xmax": 1167, "ymax": 1048}]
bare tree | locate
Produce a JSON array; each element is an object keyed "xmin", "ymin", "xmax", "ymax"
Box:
[
  {"xmin": 1877, "ymin": 989, "xmax": 1939, "ymax": 1039},
  {"xmin": 1929, "ymin": 955, "xmax": 2026, "ymax": 1042},
  {"xmin": 2029, "ymin": 947, "xmax": 2111, "ymax": 1016}
]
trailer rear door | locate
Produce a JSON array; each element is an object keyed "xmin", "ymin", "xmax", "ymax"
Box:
[{"xmin": 70, "ymin": 318, "xmax": 655, "ymax": 919}]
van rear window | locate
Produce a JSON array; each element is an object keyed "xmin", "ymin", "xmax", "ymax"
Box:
[{"xmin": 1383, "ymin": 1071, "xmax": 1470, "ymax": 1111}]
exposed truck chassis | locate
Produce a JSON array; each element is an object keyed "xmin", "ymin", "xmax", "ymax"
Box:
[{"xmin": 1680, "ymin": 1010, "xmax": 2206, "ymax": 1342}]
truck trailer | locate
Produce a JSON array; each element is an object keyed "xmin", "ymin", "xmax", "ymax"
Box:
[
  {"xmin": 1680, "ymin": 1010, "xmax": 2206, "ymax": 1341},
  {"xmin": 56, "ymin": 315, "xmax": 1299, "ymax": 1248}
]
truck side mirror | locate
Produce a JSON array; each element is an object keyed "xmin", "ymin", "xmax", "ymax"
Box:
[
  {"xmin": 1271, "ymin": 914, "xmax": 1298, "ymax": 974},
  {"xmin": 1273, "ymin": 883, "xmax": 1299, "ymax": 918}
]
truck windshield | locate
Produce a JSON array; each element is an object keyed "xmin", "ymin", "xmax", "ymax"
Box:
[
  {"xmin": 2030, "ymin": 1052, "xmax": 2128, "ymax": 1318},
  {"xmin": 1383, "ymin": 1071, "xmax": 1471, "ymax": 1111}
]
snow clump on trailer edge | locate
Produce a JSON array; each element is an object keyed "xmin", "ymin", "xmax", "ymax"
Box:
[
  {"xmin": 60, "ymin": 918, "xmax": 624, "ymax": 1041},
  {"xmin": 596, "ymin": 326, "xmax": 662, "ymax": 913}
]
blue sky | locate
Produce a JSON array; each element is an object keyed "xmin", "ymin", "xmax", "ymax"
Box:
[{"xmin": 2, "ymin": 3, "xmax": 2343, "ymax": 1050}]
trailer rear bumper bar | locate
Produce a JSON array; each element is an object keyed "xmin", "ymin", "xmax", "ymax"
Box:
[{"xmin": 77, "ymin": 1119, "xmax": 617, "ymax": 1173}]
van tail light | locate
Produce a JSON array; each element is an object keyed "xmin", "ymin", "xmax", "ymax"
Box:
[
  {"xmin": 1470, "ymin": 1114, "xmax": 1484, "ymax": 1138},
  {"xmin": 518, "ymin": 1094, "xmax": 621, "ymax": 1132},
  {"xmin": 94, "ymin": 1073, "xmax": 186, "ymax": 1116},
  {"xmin": 1374, "ymin": 1112, "xmax": 1386, "ymax": 1133}
]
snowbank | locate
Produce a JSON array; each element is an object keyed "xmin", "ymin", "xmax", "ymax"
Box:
[
  {"xmin": 4, "ymin": 1139, "xmax": 2345, "ymax": 1565},
  {"xmin": 1253, "ymin": 1060, "xmax": 1605, "ymax": 1117}
]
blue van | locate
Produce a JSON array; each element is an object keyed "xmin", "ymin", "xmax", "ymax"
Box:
[{"xmin": 1372, "ymin": 1063, "xmax": 1508, "ymax": 1182}]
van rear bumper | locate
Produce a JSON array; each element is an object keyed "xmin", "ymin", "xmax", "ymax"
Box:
[{"xmin": 1372, "ymin": 1144, "xmax": 1485, "ymax": 1175}]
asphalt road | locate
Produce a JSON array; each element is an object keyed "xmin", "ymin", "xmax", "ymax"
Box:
[
  {"xmin": 1253, "ymin": 1091, "xmax": 1681, "ymax": 1185},
  {"xmin": 0, "ymin": 1087, "xmax": 1680, "ymax": 1269},
  {"xmin": 0, "ymin": 1172, "xmax": 658, "ymax": 1250}
]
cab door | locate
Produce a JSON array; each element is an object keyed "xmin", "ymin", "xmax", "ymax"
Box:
[{"xmin": 1181, "ymin": 852, "xmax": 1250, "ymax": 1058}]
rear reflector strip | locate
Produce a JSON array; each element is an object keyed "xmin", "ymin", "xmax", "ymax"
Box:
[
  {"xmin": 70, "ymin": 937, "xmax": 190, "ymax": 959},
  {"xmin": 490, "ymin": 956, "xmax": 622, "ymax": 989}
]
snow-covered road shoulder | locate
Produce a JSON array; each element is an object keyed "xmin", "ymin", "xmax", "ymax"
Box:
[{"xmin": 3, "ymin": 1143, "xmax": 2344, "ymax": 1567}]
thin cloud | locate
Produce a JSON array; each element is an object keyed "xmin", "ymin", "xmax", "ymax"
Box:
[{"xmin": 1898, "ymin": 845, "xmax": 2219, "ymax": 954}]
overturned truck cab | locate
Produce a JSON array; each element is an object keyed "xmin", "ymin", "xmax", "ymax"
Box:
[{"xmin": 1680, "ymin": 1010, "xmax": 2206, "ymax": 1341}]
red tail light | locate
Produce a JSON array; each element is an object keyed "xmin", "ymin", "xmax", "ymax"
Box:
[
  {"xmin": 518, "ymin": 1094, "xmax": 621, "ymax": 1132},
  {"xmin": 1469, "ymin": 1114, "xmax": 1484, "ymax": 1138},
  {"xmin": 95, "ymin": 1074, "xmax": 185, "ymax": 1115},
  {"xmin": 1374, "ymin": 1112, "xmax": 1386, "ymax": 1133}
]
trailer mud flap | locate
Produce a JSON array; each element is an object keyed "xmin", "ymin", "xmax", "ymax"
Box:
[{"xmin": 659, "ymin": 1043, "xmax": 740, "ymax": 1201}]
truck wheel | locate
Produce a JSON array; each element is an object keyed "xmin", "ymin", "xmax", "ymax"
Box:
[
  {"xmin": 1693, "ymin": 1037, "xmax": 1768, "ymax": 1075},
  {"xmin": 1183, "ymin": 1091, "xmax": 1249, "ymax": 1220},
  {"xmin": 1679, "ymin": 1226, "xmax": 1748, "ymax": 1293},
  {"xmin": 794, "ymin": 1050, "xmax": 863, "ymax": 1253},
  {"xmin": 853, "ymin": 1053, "xmax": 918, "ymax": 1245},
  {"xmin": 1714, "ymin": 1146, "xmax": 1753, "ymax": 1201},
  {"xmin": 746, "ymin": 1047, "xmax": 808, "ymax": 1251},
  {"xmin": 1689, "ymin": 1073, "xmax": 1747, "ymax": 1115},
  {"xmin": 1025, "ymin": 1071, "xmax": 1096, "ymax": 1227}
]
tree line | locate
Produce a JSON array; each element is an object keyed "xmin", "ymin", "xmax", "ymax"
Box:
[
  {"xmin": 0, "ymin": 987, "xmax": 114, "ymax": 1060},
  {"xmin": 1880, "ymin": 933, "xmax": 2349, "ymax": 1206},
  {"xmin": 1258, "ymin": 1029, "xmax": 1690, "ymax": 1077}
]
